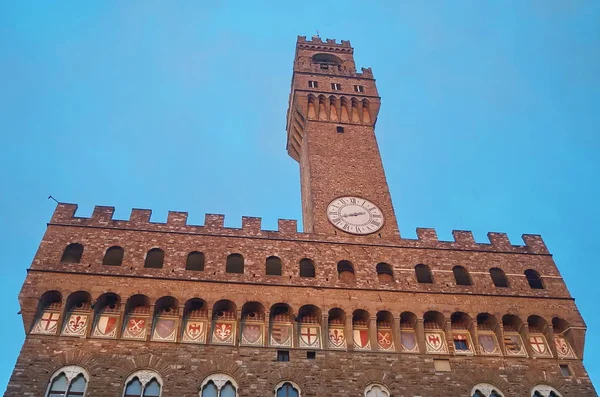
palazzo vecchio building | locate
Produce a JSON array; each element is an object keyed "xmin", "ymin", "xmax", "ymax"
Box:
[{"xmin": 5, "ymin": 36, "xmax": 598, "ymax": 397}]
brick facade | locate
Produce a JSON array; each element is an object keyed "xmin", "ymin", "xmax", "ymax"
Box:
[{"xmin": 5, "ymin": 36, "xmax": 597, "ymax": 397}]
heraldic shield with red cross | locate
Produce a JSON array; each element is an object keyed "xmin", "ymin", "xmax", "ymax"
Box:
[
  {"xmin": 151, "ymin": 318, "xmax": 177, "ymax": 342},
  {"xmin": 62, "ymin": 313, "xmax": 89, "ymax": 337},
  {"xmin": 299, "ymin": 326, "xmax": 320, "ymax": 348},
  {"xmin": 92, "ymin": 315, "xmax": 118, "ymax": 338},
  {"xmin": 530, "ymin": 335, "xmax": 552, "ymax": 357},
  {"xmin": 182, "ymin": 320, "xmax": 206, "ymax": 343},
  {"xmin": 328, "ymin": 328, "xmax": 345, "ymax": 349},
  {"xmin": 353, "ymin": 329, "xmax": 370, "ymax": 350},
  {"xmin": 241, "ymin": 323, "xmax": 263, "ymax": 346},
  {"xmin": 32, "ymin": 311, "xmax": 60, "ymax": 335},
  {"xmin": 122, "ymin": 317, "xmax": 147, "ymax": 340},
  {"xmin": 425, "ymin": 331, "xmax": 448, "ymax": 353},
  {"xmin": 212, "ymin": 322, "xmax": 235, "ymax": 344}
]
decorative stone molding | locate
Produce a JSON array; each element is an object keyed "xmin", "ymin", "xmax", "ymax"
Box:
[
  {"xmin": 357, "ymin": 369, "xmax": 394, "ymax": 389},
  {"xmin": 365, "ymin": 382, "xmax": 391, "ymax": 397},
  {"xmin": 462, "ymin": 370, "xmax": 512, "ymax": 396},
  {"xmin": 471, "ymin": 383, "xmax": 505, "ymax": 397},
  {"xmin": 196, "ymin": 357, "xmax": 248, "ymax": 390},
  {"xmin": 120, "ymin": 353, "xmax": 174, "ymax": 380},
  {"xmin": 531, "ymin": 384, "xmax": 562, "ymax": 397},
  {"xmin": 267, "ymin": 367, "xmax": 306, "ymax": 390}
]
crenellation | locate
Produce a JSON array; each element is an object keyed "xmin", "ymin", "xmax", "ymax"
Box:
[
  {"xmin": 522, "ymin": 234, "xmax": 550, "ymax": 255},
  {"xmin": 242, "ymin": 216, "xmax": 262, "ymax": 233},
  {"xmin": 416, "ymin": 227, "xmax": 438, "ymax": 243},
  {"xmin": 277, "ymin": 219, "xmax": 298, "ymax": 235},
  {"xmin": 167, "ymin": 211, "xmax": 188, "ymax": 226},
  {"xmin": 452, "ymin": 230, "xmax": 476, "ymax": 247},
  {"xmin": 129, "ymin": 208, "xmax": 152, "ymax": 224},
  {"xmin": 204, "ymin": 213, "xmax": 225, "ymax": 229},
  {"xmin": 487, "ymin": 232, "xmax": 512, "ymax": 249},
  {"xmin": 91, "ymin": 205, "xmax": 115, "ymax": 224}
]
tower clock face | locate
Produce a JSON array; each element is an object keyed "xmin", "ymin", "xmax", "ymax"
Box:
[{"xmin": 326, "ymin": 196, "xmax": 384, "ymax": 235}]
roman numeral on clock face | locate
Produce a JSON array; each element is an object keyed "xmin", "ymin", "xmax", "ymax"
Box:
[{"xmin": 326, "ymin": 196, "xmax": 384, "ymax": 235}]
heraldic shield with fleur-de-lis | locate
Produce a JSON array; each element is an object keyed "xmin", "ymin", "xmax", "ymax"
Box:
[
  {"xmin": 62, "ymin": 313, "xmax": 88, "ymax": 336},
  {"xmin": 328, "ymin": 328, "xmax": 345, "ymax": 349},
  {"xmin": 212, "ymin": 322, "xmax": 234, "ymax": 344}
]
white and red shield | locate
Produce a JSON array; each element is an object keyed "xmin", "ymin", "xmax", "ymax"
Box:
[
  {"xmin": 478, "ymin": 334, "xmax": 499, "ymax": 354},
  {"xmin": 299, "ymin": 326, "xmax": 320, "ymax": 348},
  {"xmin": 353, "ymin": 329, "xmax": 370, "ymax": 350},
  {"xmin": 377, "ymin": 330, "xmax": 394, "ymax": 351},
  {"xmin": 182, "ymin": 320, "xmax": 205, "ymax": 343},
  {"xmin": 212, "ymin": 322, "xmax": 234, "ymax": 344},
  {"xmin": 63, "ymin": 313, "xmax": 88, "ymax": 336},
  {"xmin": 555, "ymin": 337, "xmax": 575, "ymax": 358},
  {"xmin": 92, "ymin": 315, "xmax": 118, "ymax": 338},
  {"xmin": 32, "ymin": 311, "xmax": 60, "ymax": 334},
  {"xmin": 530, "ymin": 335, "xmax": 549, "ymax": 356},
  {"xmin": 241, "ymin": 324, "xmax": 263, "ymax": 345},
  {"xmin": 270, "ymin": 324, "xmax": 292, "ymax": 347},
  {"xmin": 152, "ymin": 318, "xmax": 177, "ymax": 342},
  {"xmin": 123, "ymin": 317, "xmax": 147, "ymax": 339},
  {"xmin": 425, "ymin": 331, "xmax": 446, "ymax": 353},
  {"xmin": 401, "ymin": 331, "xmax": 418, "ymax": 352},
  {"xmin": 328, "ymin": 328, "xmax": 345, "ymax": 349}
]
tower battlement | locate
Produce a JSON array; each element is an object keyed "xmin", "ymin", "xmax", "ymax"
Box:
[
  {"xmin": 297, "ymin": 35, "xmax": 353, "ymax": 51},
  {"xmin": 49, "ymin": 203, "xmax": 549, "ymax": 255}
]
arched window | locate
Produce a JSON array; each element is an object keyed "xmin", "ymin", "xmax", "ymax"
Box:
[
  {"xmin": 453, "ymin": 266, "xmax": 472, "ymax": 286},
  {"xmin": 337, "ymin": 260, "xmax": 355, "ymax": 282},
  {"xmin": 45, "ymin": 365, "xmax": 89, "ymax": 397},
  {"xmin": 103, "ymin": 246, "xmax": 124, "ymax": 266},
  {"xmin": 61, "ymin": 243, "xmax": 84, "ymax": 263},
  {"xmin": 530, "ymin": 385, "xmax": 562, "ymax": 397},
  {"xmin": 299, "ymin": 258, "xmax": 315, "ymax": 278},
  {"xmin": 471, "ymin": 383, "xmax": 505, "ymax": 397},
  {"xmin": 525, "ymin": 269, "xmax": 544, "ymax": 289},
  {"xmin": 276, "ymin": 381, "xmax": 300, "ymax": 397},
  {"xmin": 364, "ymin": 383, "xmax": 391, "ymax": 397},
  {"xmin": 415, "ymin": 264, "xmax": 433, "ymax": 284},
  {"xmin": 226, "ymin": 253, "xmax": 244, "ymax": 274},
  {"xmin": 144, "ymin": 248, "xmax": 164, "ymax": 269},
  {"xmin": 123, "ymin": 370, "xmax": 162, "ymax": 397},
  {"xmin": 376, "ymin": 263, "xmax": 394, "ymax": 283},
  {"xmin": 186, "ymin": 251, "xmax": 205, "ymax": 271},
  {"xmin": 490, "ymin": 268, "xmax": 509, "ymax": 287},
  {"xmin": 200, "ymin": 374, "xmax": 238, "ymax": 397},
  {"xmin": 266, "ymin": 256, "xmax": 283, "ymax": 276}
]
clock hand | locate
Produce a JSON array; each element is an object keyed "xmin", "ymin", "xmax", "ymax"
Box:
[{"xmin": 342, "ymin": 212, "xmax": 367, "ymax": 218}]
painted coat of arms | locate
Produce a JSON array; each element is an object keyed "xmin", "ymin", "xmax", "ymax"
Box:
[
  {"xmin": 241, "ymin": 323, "xmax": 263, "ymax": 346},
  {"xmin": 377, "ymin": 330, "xmax": 394, "ymax": 351},
  {"xmin": 328, "ymin": 328, "xmax": 346, "ymax": 349},
  {"xmin": 62, "ymin": 313, "xmax": 88, "ymax": 337},
  {"xmin": 503, "ymin": 333, "xmax": 526, "ymax": 356},
  {"xmin": 270, "ymin": 323, "xmax": 292, "ymax": 347},
  {"xmin": 32, "ymin": 311, "xmax": 60, "ymax": 335},
  {"xmin": 530, "ymin": 335, "xmax": 552, "ymax": 357},
  {"xmin": 212, "ymin": 322, "xmax": 235, "ymax": 344},
  {"xmin": 401, "ymin": 331, "xmax": 419, "ymax": 353},
  {"xmin": 353, "ymin": 329, "xmax": 371, "ymax": 350},
  {"xmin": 152, "ymin": 318, "xmax": 177, "ymax": 342},
  {"xmin": 425, "ymin": 331, "xmax": 448, "ymax": 353},
  {"xmin": 92, "ymin": 315, "xmax": 118, "ymax": 338},
  {"xmin": 299, "ymin": 326, "xmax": 321, "ymax": 348},
  {"xmin": 554, "ymin": 336, "xmax": 576, "ymax": 358},
  {"xmin": 478, "ymin": 333, "xmax": 500, "ymax": 355},
  {"xmin": 122, "ymin": 317, "xmax": 148, "ymax": 340},
  {"xmin": 182, "ymin": 320, "xmax": 206, "ymax": 343}
]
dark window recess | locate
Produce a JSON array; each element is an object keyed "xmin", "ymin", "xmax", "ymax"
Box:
[
  {"xmin": 559, "ymin": 364, "xmax": 572, "ymax": 377},
  {"xmin": 308, "ymin": 81, "xmax": 318, "ymax": 88},
  {"xmin": 415, "ymin": 264, "xmax": 433, "ymax": 284},
  {"xmin": 331, "ymin": 83, "xmax": 341, "ymax": 90},
  {"xmin": 306, "ymin": 351, "xmax": 316, "ymax": 359},
  {"xmin": 186, "ymin": 251, "xmax": 205, "ymax": 271},
  {"xmin": 525, "ymin": 269, "xmax": 544, "ymax": 289},
  {"xmin": 336, "ymin": 126, "xmax": 344, "ymax": 133},
  {"xmin": 144, "ymin": 248, "xmax": 164, "ymax": 269},
  {"xmin": 61, "ymin": 243, "xmax": 84, "ymax": 263},
  {"xmin": 354, "ymin": 85, "xmax": 365, "ymax": 93},
  {"xmin": 277, "ymin": 350, "xmax": 290, "ymax": 362}
]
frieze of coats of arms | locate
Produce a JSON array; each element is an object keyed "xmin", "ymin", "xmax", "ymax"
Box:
[{"xmin": 30, "ymin": 301, "xmax": 577, "ymax": 360}]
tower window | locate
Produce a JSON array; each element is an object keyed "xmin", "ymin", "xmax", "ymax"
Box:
[
  {"xmin": 354, "ymin": 85, "xmax": 365, "ymax": 93},
  {"xmin": 306, "ymin": 351, "xmax": 316, "ymax": 359},
  {"xmin": 61, "ymin": 243, "xmax": 84, "ymax": 263},
  {"xmin": 144, "ymin": 248, "xmax": 164, "ymax": 269},
  {"xmin": 277, "ymin": 350, "xmax": 290, "ymax": 362},
  {"xmin": 525, "ymin": 269, "xmax": 544, "ymax": 289},
  {"xmin": 226, "ymin": 253, "xmax": 244, "ymax": 274},
  {"xmin": 331, "ymin": 83, "xmax": 341, "ymax": 90},
  {"xmin": 559, "ymin": 364, "xmax": 572, "ymax": 377},
  {"xmin": 336, "ymin": 126, "xmax": 344, "ymax": 133},
  {"xmin": 308, "ymin": 80, "xmax": 318, "ymax": 88}
]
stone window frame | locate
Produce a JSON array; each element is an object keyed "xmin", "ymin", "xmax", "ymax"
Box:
[
  {"xmin": 45, "ymin": 365, "xmax": 90, "ymax": 397},
  {"xmin": 531, "ymin": 385, "xmax": 562, "ymax": 397},
  {"xmin": 122, "ymin": 370, "xmax": 163, "ymax": 397},
  {"xmin": 364, "ymin": 382, "xmax": 391, "ymax": 397},
  {"xmin": 471, "ymin": 383, "xmax": 505, "ymax": 397},
  {"xmin": 275, "ymin": 380, "xmax": 302, "ymax": 397},
  {"xmin": 199, "ymin": 373, "xmax": 239, "ymax": 396}
]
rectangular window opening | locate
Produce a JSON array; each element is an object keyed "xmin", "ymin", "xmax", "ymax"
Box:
[
  {"xmin": 559, "ymin": 364, "xmax": 572, "ymax": 377},
  {"xmin": 331, "ymin": 83, "xmax": 341, "ymax": 90},
  {"xmin": 336, "ymin": 126, "xmax": 344, "ymax": 133},
  {"xmin": 354, "ymin": 85, "xmax": 365, "ymax": 93},
  {"xmin": 433, "ymin": 359, "xmax": 451, "ymax": 372},
  {"xmin": 277, "ymin": 350, "xmax": 290, "ymax": 362},
  {"xmin": 308, "ymin": 81, "xmax": 318, "ymax": 88},
  {"xmin": 307, "ymin": 351, "xmax": 316, "ymax": 360}
]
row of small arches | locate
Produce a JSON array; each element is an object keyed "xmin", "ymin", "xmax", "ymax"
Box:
[
  {"xmin": 60, "ymin": 243, "xmax": 547, "ymax": 290},
  {"xmin": 307, "ymin": 94, "xmax": 371, "ymax": 124},
  {"xmin": 44, "ymin": 365, "xmax": 564, "ymax": 397}
]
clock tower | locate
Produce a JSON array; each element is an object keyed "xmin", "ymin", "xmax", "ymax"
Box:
[{"xmin": 286, "ymin": 36, "xmax": 400, "ymax": 238}]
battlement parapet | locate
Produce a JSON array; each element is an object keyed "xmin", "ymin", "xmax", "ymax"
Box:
[
  {"xmin": 297, "ymin": 36, "xmax": 353, "ymax": 54},
  {"xmin": 294, "ymin": 63, "xmax": 373, "ymax": 78},
  {"xmin": 49, "ymin": 203, "xmax": 550, "ymax": 255}
]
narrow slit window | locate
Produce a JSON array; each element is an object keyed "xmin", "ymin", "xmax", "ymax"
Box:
[
  {"xmin": 308, "ymin": 80, "xmax": 318, "ymax": 88},
  {"xmin": 331, "ymin": 83, "xmax": 341, "ymax": 90},
  {"xmin": 354, "ymin": 85, "xmax": 365, "ymax": 93}
]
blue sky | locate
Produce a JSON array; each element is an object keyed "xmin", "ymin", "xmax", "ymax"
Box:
[{"xmin": 1, "ymin": 0, "xmax": 599, "ymax": 391}]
